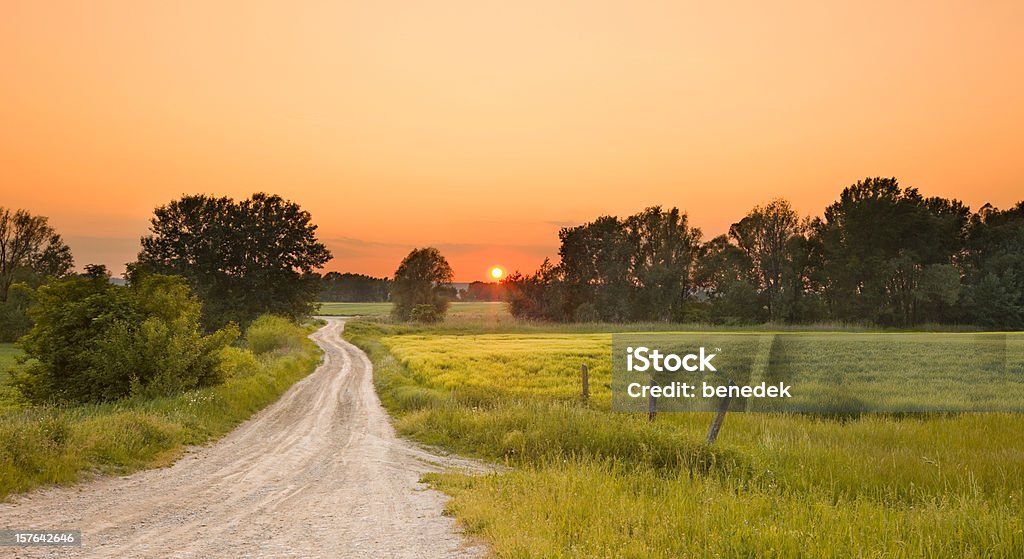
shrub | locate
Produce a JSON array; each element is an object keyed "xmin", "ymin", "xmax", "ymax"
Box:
[
  {"xmin": 216, "ymin": 346, "xmax": 264, "ymax": 379},
  {"xmin": 245, "ymin": 314, "xmax": 306, "ymax": 354},
  {"xmin": 410, "ymin": 304, "xmax": 444, "ymax": 323},
  {"xmin": 11, "ymin": 274, "xmax": 237, "ymax": 404}
]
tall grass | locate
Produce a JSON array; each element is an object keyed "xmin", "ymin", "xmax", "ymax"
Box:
[
  {"xmin": 346, "ymin": 320, "xmax": 1024, "ymax": 558},
  {"xmin": 0, "ymin": 321, "xmax": 321, "ymax": 500}
]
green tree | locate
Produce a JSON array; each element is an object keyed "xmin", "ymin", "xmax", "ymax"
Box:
[
  {"xmin": 815, "ymin": 177, "xmax": 968, "ymax": 325},
  {"xmin": 318, "ymin": 272, "xmax": 391, "ymax": 302},
  {"xmin": 625, "ymin": 207, "xmax": 702, "ymax": 321},
  {"xmin": 728, "ymin": 199, "xmax": 804, "ymax": 321},
  {"xmin": 12, "ymin": 274, "xmax": 237, "ymax": 403},
  {"xmin": 137, "ymin": 193, "xmax": 332, "ymax": 329},
  {"xmin": 390, "ymin": 247, "xmax": 454, "ymax": 322},
  {"xmin": 557, "ymin": 215, "xmax": 634, "ymax": 321},
  {"xmin": 0, "ymin": 207, "xmax": 73, "ymax": 302},
  {"xmin": 959, "ymin": 202, "xmax": 1024, "ymax": 328}
]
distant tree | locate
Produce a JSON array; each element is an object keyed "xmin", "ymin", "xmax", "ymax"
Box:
[
  {"xmin": 503, "ymin": 259, "xmax": 568, "ymax": 321},
  {"xmin": 82, "ymin": 263, "xmax": 111, "ymax": 279},
  {"xmin": 462, "ymin": 281, "xmax": 505, "ymax": 301},
  {"xmin": 814, "ymin": 177, "xmax": 968, "ymax": 325},
  {"xmin": 137, "ymin": 193, "xmax": 332, "ymax": 329},
  {"xmin": 728, "ymin": 199, "xmax": 804, "ymax": 321},
  {"xmin": 695, "ymin": 235, "xmax": 762, "ymax": 322},
  {"xmin": 0, "ymin": 207, "xmax": 73, "ymax": 302},
  {"xmin": 390, "ymin": 247, "xmax": 454, "ymax": 322},
  {"xmin": 625, "ymin": 207, "xmax": 703, "ymax": 321},
  {"xmin": 505, "ymin": 207, "xmax": 702, "ymax": 322},
  {"xmin": 558, "ymin": 215, "xmax": 634, "ymax": 321},
  {"xmin": 318, "ymin": 272, "xmax": 390, "ymax": 302},
  {"xmin": 959, "ymin": 202, "xmax": 1024, "ymax": 328}
]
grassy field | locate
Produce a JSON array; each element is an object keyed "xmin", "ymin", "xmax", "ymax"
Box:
[
  {"xmin": 0, "ymin": 343, "xmax": 20, "ymax": 374},
  {"xmin": 346, "ymin": 321, "xmax": 1024, "ymax": 558},
  {"xmin": 0, "ymin": 344, "xmax": 23, "ymax": 412},
  {"xmin": 316, "ymin": 301, "xmax": 509, "ymax": 319},
  {"xmin": 0, "ymin": 324, "xmax": 322, "ymax": 499}
]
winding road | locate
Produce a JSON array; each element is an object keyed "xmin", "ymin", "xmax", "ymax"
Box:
[{"xmin": 0, "ymin": 318, "xmax": 486, "ymax": 558}]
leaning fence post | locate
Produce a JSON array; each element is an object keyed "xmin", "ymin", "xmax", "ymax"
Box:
[
  {"xmin": 705, "ymin": 380, "xmax": 735, "ymax": 444},
  {"xmin": 581, "ymin": 364, "xmax": 589, "ymax": 402},
  {"xmin": 648, "ymin": 378, "xmax": 657, "ymax": 422}
]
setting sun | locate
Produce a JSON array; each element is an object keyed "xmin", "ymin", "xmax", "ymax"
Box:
[{"xmin": 489, "ymin": 266, "xmax": 505, "ymax": 280}]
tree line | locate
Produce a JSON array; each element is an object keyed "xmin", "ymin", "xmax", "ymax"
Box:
[
  {"xmin": 503, "ymin": 177, "xmax": 1024, "ymax": 328},
  {"xmin": 0, "ymin": 193, "xmax": 332, "ymax": 404}
]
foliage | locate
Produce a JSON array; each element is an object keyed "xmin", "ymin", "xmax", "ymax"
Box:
[
  {"xmin": 11, "ymin": 274, "xmax": 237, "ymax": 404},
  {"xmin": 0, "ymin": 322, "xmax": 320, "ymax": 499},
  {"xmin": 317, "ymin": 272, "xmax": 390, "ymax": 302},
  {"xmin": 137, "ymin": 192, "xmax": 332, "ymax": 330},
  {"xmin": 959, "ymin": 202, "xmax": 1024, "ymax": 328},
  {"xmin": 0, "ymin": 207, "xmax": 74, "ymax": 303},
  {"xmin": 505, "ymin": 207, "xmax": 703, "ymax": 322},
  {"xmin": 506, "ymin": 178, "xmax": 1023, "ymax": 329},
  {"xmin": 815, "ymin": 177, "xmax": 970, "ymax": 325},
  {"xmin": 245, "ymin": 314, "xmax": 306, "ymax": 355},
  {"xmin": 460, "ymin": 281, "xmax": 505, "ymax": 302},
  {"xmin": 390, "ymin": 247, "xmax": 454, "ymax": 322}
]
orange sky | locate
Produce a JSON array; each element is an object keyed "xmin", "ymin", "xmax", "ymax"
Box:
[{"xmin": 2, "ymin": 1, "xmax": 1022, "ymax": 281}]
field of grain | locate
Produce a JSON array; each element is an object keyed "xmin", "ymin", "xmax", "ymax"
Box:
[
  {"xmin": 316, "ymin": 301, "xmax": 509, "ymax": 319},
  {"xmin": 347, "ymin": 322, "xmax": 1024, "ymax": 558}
]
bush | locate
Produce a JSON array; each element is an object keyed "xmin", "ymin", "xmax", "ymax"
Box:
[
  {"xmin": 216, "ymin": 346, "xmax": 264, "ymax": 379},
  {"xmin": 410, "ymin": 304, "xmax": 444, "ymax": 323},
  {"xmin": 245, "ymin": 314, "xmax": 306, "ymax": 354},
  {"xmin": 11, "ymin": 274, "xmax": 237, "ymax": 404}
]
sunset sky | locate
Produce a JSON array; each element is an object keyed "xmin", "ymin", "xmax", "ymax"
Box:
[{"xmin": 2, "ymin": 1, "xmax": 1022, "ymax": 281}]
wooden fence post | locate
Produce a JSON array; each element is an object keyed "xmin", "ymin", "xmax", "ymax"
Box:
[
  {"xmin": 648, "ymin": 378, "xmax": 657, "ymax": 422},
  {"xmin": 581, "ymin": 364, "xmax": 589, "ymax": 402},
  {"xmin": 705, "ymin": 380, "xmax": 735, "ymax": 444}
]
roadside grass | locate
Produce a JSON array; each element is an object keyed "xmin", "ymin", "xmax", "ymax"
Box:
[
  {"xmin": 0, "ymin": 323, "xmax": 322, "ymax": 500},
  {"xmin": 0, "ymin": 344, "xmax": 20, "ymax": 382},
  {"xmin": 0, "ymin": 344, "xmax": 23, "ymax": 413},
  {"xmin": 346, "ymin": 320, "xmax": 1024, "ymax": 558}
]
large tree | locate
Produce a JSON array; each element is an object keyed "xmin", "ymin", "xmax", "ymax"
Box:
[
  {"xmin": 390, "ymin": 247, "xmax": 454, "ymax": 322},
  {"xmin": 814, "ymin": 177, "xmax": 968, "ymax": 325},
  {"xmin": 0, "ymin": 207, "xmax": 73, "ymax": 302},
  {"xmin": 959, "ymin": 202, "xmax": 1024, "ymax": 328},
  {"xmin": 506, "ymin": 207, "xmax": 702, "ymax": 322},
  {"xmin": 137, "ymin": 193, "xmax": 332, "ymax": 328},
  {"xmin": 624, "ymin": 207, "xmax": 702, "ymax": 321},
  {"xmin": 728, "ymin": 199, "xmax": 806, "ymax": 321}
]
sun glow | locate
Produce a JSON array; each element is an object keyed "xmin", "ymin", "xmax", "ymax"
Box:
[{"xmin": 489, "ymin": 266, "xmax": 505, "ymax": 280}]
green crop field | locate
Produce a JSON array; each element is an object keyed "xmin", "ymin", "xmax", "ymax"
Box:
[
  {"xmin": 316, "ymin": 301, "xmax": 509, "ymax": 319},
  {"xmin": 347, "ymin": 322, "xmax": 1024, "ymax": 558}
]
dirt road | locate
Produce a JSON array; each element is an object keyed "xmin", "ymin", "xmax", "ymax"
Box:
[{"xmin": 0, "ymin": 318, "xmax": 487, "ymax": 558}]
